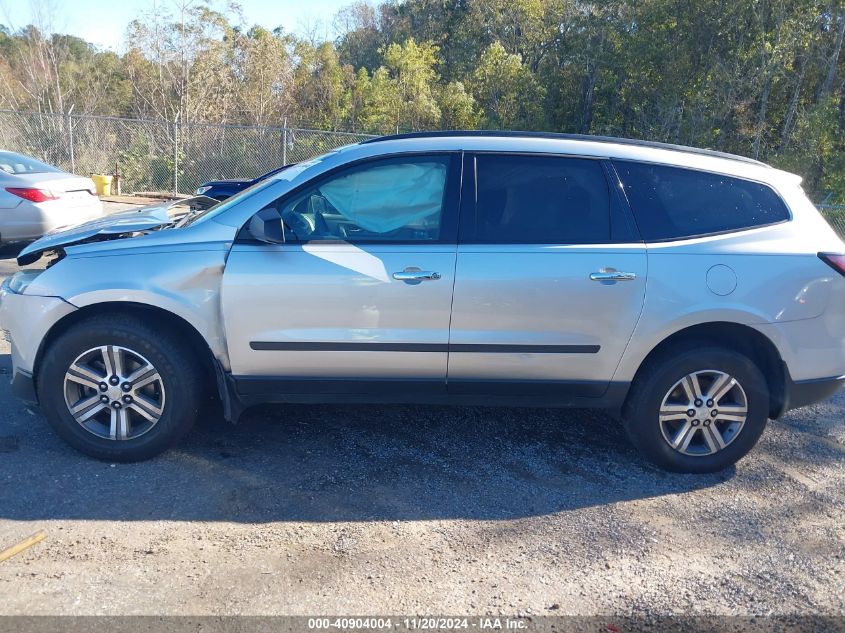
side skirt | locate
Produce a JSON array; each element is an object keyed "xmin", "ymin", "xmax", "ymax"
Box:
[{"xmin": 217, "ymin": 375, "xmax": 631, "ymax": 422}]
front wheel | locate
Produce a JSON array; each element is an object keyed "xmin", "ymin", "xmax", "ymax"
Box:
[
  {"xmin": 623, "ymin": 345, "xmax": 770, "ymax": 473},
  {"xmin": 37, "ymin": 314, "xmax": 202, "ymax": 461}
]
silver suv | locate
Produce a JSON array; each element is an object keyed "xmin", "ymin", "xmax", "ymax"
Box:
[{"xmin": 2, "ymin": 132, "xmax": 844, "ymax": 473}]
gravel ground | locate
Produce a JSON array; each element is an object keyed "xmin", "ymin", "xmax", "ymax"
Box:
[{"xmin": 0, "ymin": 203, "xmax": 843, "ymax": 617}]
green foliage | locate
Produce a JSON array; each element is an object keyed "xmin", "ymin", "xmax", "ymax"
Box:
[
  {"xmin": 2, "ymin": 0, "xmax": 845, "ymax": 200},
  {"xmin": 117, "ymin": 135, "xmax": 174, "ymax": 192},
  {"xmin": 472, "ymin": 42, "xmax": 544, "ymax": 129},
  {"xmin": 381, "ymin": 38, "xmax": 441, "ymax": 130},
  {"xmin": 438, "ymin": 81, "xmax": 482, "ymax": 130},
  {"xmin": 773, "ymin": 98, "xmax": 845, "ymax": 200},
  {"xmin": 294, "ymin": 41, "xmax": 352, "ymax": 130},
  {"xmin": 351, "ymin": 38, "xmax": 445, "ymax": 133}
]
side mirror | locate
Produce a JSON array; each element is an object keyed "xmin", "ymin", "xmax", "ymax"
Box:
[{"xmin": 248, "ymin": 206, "xmax": 285, "ymax": 244}]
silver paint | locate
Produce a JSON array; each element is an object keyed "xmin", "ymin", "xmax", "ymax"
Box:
[{"xmin": 1, "ymin": 133, "xmax": 843, "ymax": 416}]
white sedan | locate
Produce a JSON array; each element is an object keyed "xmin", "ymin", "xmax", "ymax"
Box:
[{"xmin": 0, "ymin": 151, "xmax": 104, "ymax": 244}]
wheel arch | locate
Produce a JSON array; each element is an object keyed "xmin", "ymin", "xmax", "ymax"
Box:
[
  {"xmin": 623, "ymin": 321, "xmax": 786, "ymax": 419},
  {"xmin": 33, "ymin": 301, "xmax": 220, "ymax": 398}
]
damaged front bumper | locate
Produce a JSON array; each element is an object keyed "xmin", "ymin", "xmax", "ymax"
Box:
[{"xmin": 0, "ymin": 278, "xmax": 78, "ymax": 407}]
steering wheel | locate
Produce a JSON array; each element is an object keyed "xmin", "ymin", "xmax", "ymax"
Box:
[{"xmin": 281, "ymin": 202, "xmax": 316, "ymax": 240}]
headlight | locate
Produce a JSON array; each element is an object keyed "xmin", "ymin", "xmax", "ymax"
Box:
[
  {"xmin": 195, "ymin": 186, "xmax": 212, "ymax": 195},
  {"xmin": 8, "ymin": 270, "xmax": 43, "ymax": 294}
]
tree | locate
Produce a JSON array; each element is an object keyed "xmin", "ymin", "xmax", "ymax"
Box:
[
  {"xmin": 335, "ymin": 2, "xmax": 385, "ymax": 72},
  {"xmin": 123, "ymin": 0, "xmax": 236, "ymax": 123},
  {"xmin": 438, "ymin": 80, "xmax": 481, "ymax": 129},
  {"xmin": 292, "ymin": 40, "xmax": 352, "ymax": 130},
  {"xmin": 230, "ymin": 27, "xmax": 295, "ymax": 127},
  {"xmin": 471, "ymin": 41, "xmax": 544, "ymax": 129},
  {"xmin": 354, "ymin": 38, "xmax": 442, "ymax": 133},
  {"xmin": 382, "ymin": 38, "xmax": 441, "ymax": 130},
  {"xmin": 3, "ymin": 0, "xmax": 845, "ymax": 200}
]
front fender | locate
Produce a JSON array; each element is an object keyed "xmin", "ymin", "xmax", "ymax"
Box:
[{"xmin": 25, "ymin": 248, "xmax": 231, "ymax": 370}]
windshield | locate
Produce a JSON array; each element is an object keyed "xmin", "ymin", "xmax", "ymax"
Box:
[
  {"xmin": 155, "ymin": 195, "xmax": 218, "ymax": 224},
  {"xmin": 0, "ymin": 151, "xmax": 61, "ymax": 175},
  {"xmin": 181, "ymin": 178, "xmax": 278, "ymax": 227},
  {"xmin": 258, "ymin": 164, "xmax": 295, "ymax": 180}
]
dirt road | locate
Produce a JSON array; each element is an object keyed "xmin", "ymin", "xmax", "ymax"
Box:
[{"xmin": 0, "ymin": 204, "xmax": 843, "ymax": 616}]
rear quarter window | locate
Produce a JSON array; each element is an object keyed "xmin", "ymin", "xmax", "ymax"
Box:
[{"xmin": 613, "ymin": 161, "xmax": 790, "ymax": 241}]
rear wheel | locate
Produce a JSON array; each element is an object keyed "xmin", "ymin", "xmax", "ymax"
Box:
[
  {"xmin": 623, "ymin": 345, "xmax": 769, "ymax": 473},
  {"xmin": 38, "ymin": 314, "xmax": 202, "ymax": 461}
]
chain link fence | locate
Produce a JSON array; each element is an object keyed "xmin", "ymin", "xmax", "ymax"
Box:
[
  {"xmin": 4, "ymin": 107, "xmax": 845, "ymax": 239},
  {"xmin": 0, "ymin": 110, "xmax": 375, "ymax": 195},
  {"xmin": 816, "ymin": 192, "xmax": 845, "ymax": 239},
  {"xmin": 819, "ymin": 206, "xmax": 845, "ymax": 238}
]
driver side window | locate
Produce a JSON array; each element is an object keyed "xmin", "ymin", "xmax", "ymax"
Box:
[{"xmin": 278, "ymin": 155, "xmax": 451, "ymax": 242}]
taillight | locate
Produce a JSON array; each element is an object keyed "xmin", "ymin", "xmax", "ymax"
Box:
[
  {"xmin": 5, "ymin": 187, "xmax": 59, "ymax": 203},
  {"xmin": 819, "ymin": 252, "xmax": 845, "ymax": 277}
]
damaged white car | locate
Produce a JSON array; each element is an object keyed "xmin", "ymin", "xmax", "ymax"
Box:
[{"xmin": 2, "ymin": 131, "xmax": 845, "ymax": 472}]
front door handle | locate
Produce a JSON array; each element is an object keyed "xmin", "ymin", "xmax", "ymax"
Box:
[
  {"xmin": 393, "ymin": 268, "xmax": 441, "ymax": 283},
  {"xmin": 590, "ymin": 269, "xmax": 637, "ymax": 282}
]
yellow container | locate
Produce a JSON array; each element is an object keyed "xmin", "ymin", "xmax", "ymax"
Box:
[{"xmin": 91, "ymin": 174, "xmax": 113, "ymax": 196}]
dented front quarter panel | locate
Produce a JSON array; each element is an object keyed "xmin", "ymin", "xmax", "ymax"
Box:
[
  {"xmin": 23, "ymin": 219, "xmax": 237, "ymax": 371},
  {"xmin": 11, "ymin": 147, "xmax": 386, "ymax": 377}
]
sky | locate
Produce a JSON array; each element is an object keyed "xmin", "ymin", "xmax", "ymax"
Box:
[{"xmin": 0, "ymin": 0, "xmax": 354, "ymax": 50}]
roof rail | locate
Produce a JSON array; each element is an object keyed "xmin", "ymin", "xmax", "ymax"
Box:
[{"xmin": 359, "ymin": 130, "xmax": 768, "ymax": 167}]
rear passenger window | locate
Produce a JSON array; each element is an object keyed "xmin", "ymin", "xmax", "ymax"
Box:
[
  {"xmin": 614, "ymin": 161, "xmax": 790, "ymax": 241},
  {"xmin": 472, "ymin": 155, "xmax": 611, "ymax": 244}
]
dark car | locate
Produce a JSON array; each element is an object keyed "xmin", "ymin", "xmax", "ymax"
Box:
[{"xmin": 194, "ymin": 164, "xmax": 293, "ymax": 201}]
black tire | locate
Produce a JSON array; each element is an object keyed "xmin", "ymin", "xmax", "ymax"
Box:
[
  {"xmin": 37, "ymin": 313, "xmax": 203, "ymax": 462},
  {"xmin": 622, "ymin": 343, "xmax": 769, "ymax": 473}
]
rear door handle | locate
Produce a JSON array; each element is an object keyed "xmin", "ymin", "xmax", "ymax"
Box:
[
  {"xmin": 590, "ymin": 269, "xmax": 637, "ymax": 282},
  {"xmin": 393, "ymin": 269, "xmax": 441, "ymax": 283}
]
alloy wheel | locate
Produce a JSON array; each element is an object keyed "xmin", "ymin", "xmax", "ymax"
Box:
[
  {"xmin": 63, "ymin": 345, "xmax": 166, "ymax": 441},
  {"xmin": 658, "ymin": 369, "xmax": 748, "ymax": 456}
]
